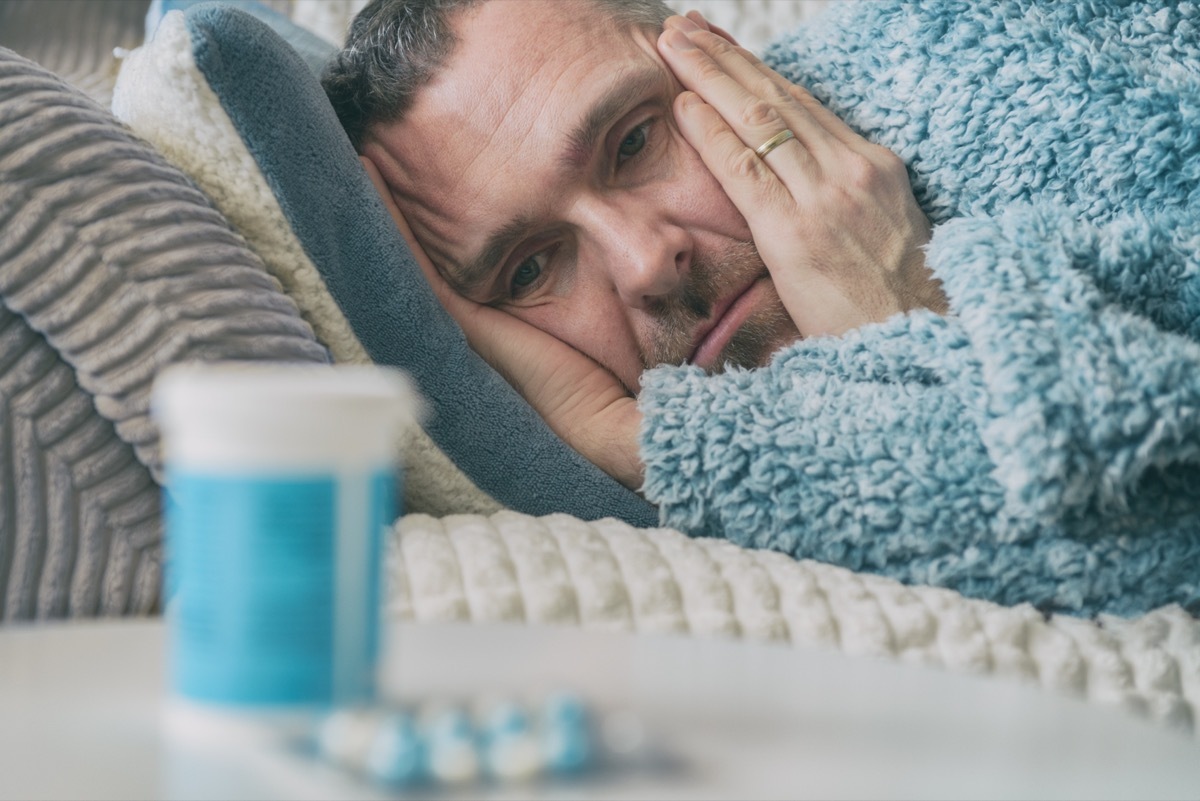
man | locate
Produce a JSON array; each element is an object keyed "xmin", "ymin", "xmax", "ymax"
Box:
[
  {"xmin": 323, "ymin": 0, "xmax": 946, "ymax": 490},
  {"xmin": 327, "ymin": 0, "xmax": 1200, "ymax": 617}
]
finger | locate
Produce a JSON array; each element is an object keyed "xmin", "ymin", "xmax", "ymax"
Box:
[
  {"xmin": 681, "ymin": 12, "xmax": 868, "ymax": 151},
  {"xmin": 672, "ymin": 91, "xmax": 838, "ymax": 333},
  {"xmin": 672, "ymin": 15, "xmax": 770, "ymax": 92},
  {"xmin": 686, "ymin": 9, "xmax": 736, "ymax": 44},
  {"xmin": 748, "ymin": 65, "xmax": 863, "ymax": 149},
  {"xmin": 682, "ymin": 10, "xmax": 864, "ymax": 148},
  {"xmin": 666, "ymin": 13, "xmax": 741, "ymax": 52},
  {"xmin": 668, "ymin": 24, "xmax": 841, "ymax": 158},
  {"xmin": 660, "ymin": 27, "xmax": 822, "ymax": 190},
  {"xmin": 671, "ymin": 90, "xmax": 799, "ymax": 247}
]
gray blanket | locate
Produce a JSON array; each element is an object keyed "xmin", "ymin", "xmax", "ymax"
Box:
[{"xmin": 0, "ymin": 47, "xmax": 328, "ymax": 619}]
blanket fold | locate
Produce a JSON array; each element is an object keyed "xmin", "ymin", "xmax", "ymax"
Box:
[
  {"xmin": 929, "ymin": 206, "xmax": 1200, "ymax": 521},
  {"xmin": 639, "ymin": 0, "xmax": 1200, "ymax": 617}
]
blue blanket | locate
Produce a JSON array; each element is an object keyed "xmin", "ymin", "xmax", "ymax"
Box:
[{"xmin": 638, "ymin": 0, "xmax": 1200, "ymax": 617}]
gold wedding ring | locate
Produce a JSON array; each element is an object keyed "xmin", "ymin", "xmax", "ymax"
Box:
[{"xmin": 754, "ymin": 128, "xmax": 795, "ymax": 159}]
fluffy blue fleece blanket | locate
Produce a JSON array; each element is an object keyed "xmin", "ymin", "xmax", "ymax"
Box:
[{"xmin": 638, "ymin": 0, "xmax": 1200, "ymax": 617}]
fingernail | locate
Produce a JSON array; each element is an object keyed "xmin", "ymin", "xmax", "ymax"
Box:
[{"xmin": 664, "ymin": 29, "xmax": 696, "ymax": 51}]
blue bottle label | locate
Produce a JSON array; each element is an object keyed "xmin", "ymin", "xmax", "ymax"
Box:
[{"xmin": 164, "ymin": 468, "xmax": 396, "ymax": 707}]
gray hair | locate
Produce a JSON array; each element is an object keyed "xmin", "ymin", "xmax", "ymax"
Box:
[{"xmin": 322, "ymin": 0, "xmax": 674, "ymax": 151}]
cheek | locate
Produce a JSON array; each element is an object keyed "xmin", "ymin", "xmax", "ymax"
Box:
[{"xmin": 663, "ymin": 128, "xmax": 754, "ymax": 241}]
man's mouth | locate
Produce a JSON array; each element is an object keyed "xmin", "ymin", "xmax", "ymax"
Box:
[{"xmin": 688, "ymin": 275, "xmax": 772, "ymax": 369}]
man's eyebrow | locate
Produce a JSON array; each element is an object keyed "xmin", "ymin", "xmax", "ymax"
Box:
[
  {"xmin": 450, "ymin": 67, "xmax": 668, "ymax": 294},
  {"xmin": 562, "ymin": 66, "xmax": 666, "ymax": 168},
  {"xmin": 449, "ymin": 214, "xmax": 537, "ymax": 295}
]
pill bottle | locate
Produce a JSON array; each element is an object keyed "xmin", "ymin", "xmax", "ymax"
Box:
[{"xmin": 152, "ymin": 362, "xmax": 420, "ymax": 719}]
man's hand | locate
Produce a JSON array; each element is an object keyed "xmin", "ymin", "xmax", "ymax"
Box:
[
  {"xmin": 658, "ymin": 12, "xmax": 947, "ymax": 338},
  {"xmin": 360, "ymin": 157, "xmax": 645, "ymax": 490}
]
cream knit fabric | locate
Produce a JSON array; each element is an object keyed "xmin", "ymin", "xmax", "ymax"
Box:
[{"xmin": 391, "ymin": 511, "xmax": 1200, "ymax": 736}]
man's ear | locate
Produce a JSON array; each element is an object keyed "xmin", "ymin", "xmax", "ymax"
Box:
[{"xmin": 685, "ymin": 9, "xmax": 740, "ymax": 47}]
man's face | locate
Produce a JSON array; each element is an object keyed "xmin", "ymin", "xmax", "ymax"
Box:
[{"xmin": 363, "ymin": 0, "xmax": 799, "ymax": 392}]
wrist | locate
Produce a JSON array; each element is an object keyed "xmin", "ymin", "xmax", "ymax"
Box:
[{"xmin": 564, "ymin": 396, "xmax": 645, "ymax": 491}]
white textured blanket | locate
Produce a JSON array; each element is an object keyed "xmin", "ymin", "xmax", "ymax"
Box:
[{"xmin": 391, "ymin": 512, "xmax": 1200, "ymax": 736}]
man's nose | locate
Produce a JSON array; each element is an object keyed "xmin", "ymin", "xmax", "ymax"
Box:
[{"xmin": 578, "ymin": 199, "xmax": 690, "ymax": 309}]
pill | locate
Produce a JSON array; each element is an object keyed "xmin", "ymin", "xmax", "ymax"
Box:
[
  {"xmin": 365, "ymin": 711, "xmax": 425, "ymax": 787},
  {"xmin": 542, "ymin": 696, "xmax": 593, "ymax": 774},
  {"xmin": 426, "ymin": 708, "xmax": 480, "ymax": 784},
  {"xmin": 317, "ymin": 707, "xmax": 380, "ymax": 771}
]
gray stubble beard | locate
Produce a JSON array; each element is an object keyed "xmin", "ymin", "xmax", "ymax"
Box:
[{"xmin": 638, "ymin": 240, "xmax": 796, "ymax": 376}]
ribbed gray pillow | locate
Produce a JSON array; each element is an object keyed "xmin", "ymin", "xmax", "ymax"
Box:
[{"xmin": 0, "ymin": 46, "xmax": 330, "ymax": 619}]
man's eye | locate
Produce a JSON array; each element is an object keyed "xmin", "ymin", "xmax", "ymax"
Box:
[
  {"xmin": 513, "ymin": 259, "xmax": 540, "ymax": 287},
  {"xmin": 617, "ymin": 122, "xmax": 649, "ymax": 162},
  {"xmin": 509, "ymin": 251, "xmax": 548, "ymax": 297}
]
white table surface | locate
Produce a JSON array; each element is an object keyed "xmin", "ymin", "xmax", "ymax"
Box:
[{"xmin": 2, "ymin": 619, "xmax": 1199, "ymax": 800}]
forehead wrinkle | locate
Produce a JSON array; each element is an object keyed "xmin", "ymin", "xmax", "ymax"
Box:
[
  {"xmin": 387, "ymin": 177, "xmax": 465, "ymax": 280},
  {"xmin": 385, "ymin": 105, "xmax": 531, "ymax": 291},
  {"xmin": 355, "ymin": 137, "xmax": 457, "ymax": 278},
  {"xmin": 436, "ymin": 22, "xmax": 582, "ymax": 201}
]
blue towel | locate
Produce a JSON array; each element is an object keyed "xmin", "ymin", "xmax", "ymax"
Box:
[{"xmin": 639, "ymin": 0, "xmax": 1200, "ymax": 617}]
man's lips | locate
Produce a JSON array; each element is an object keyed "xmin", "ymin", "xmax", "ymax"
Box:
[{"xmin": 689, "ymin": 275, "xmax": 771, "ymax": 369}]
